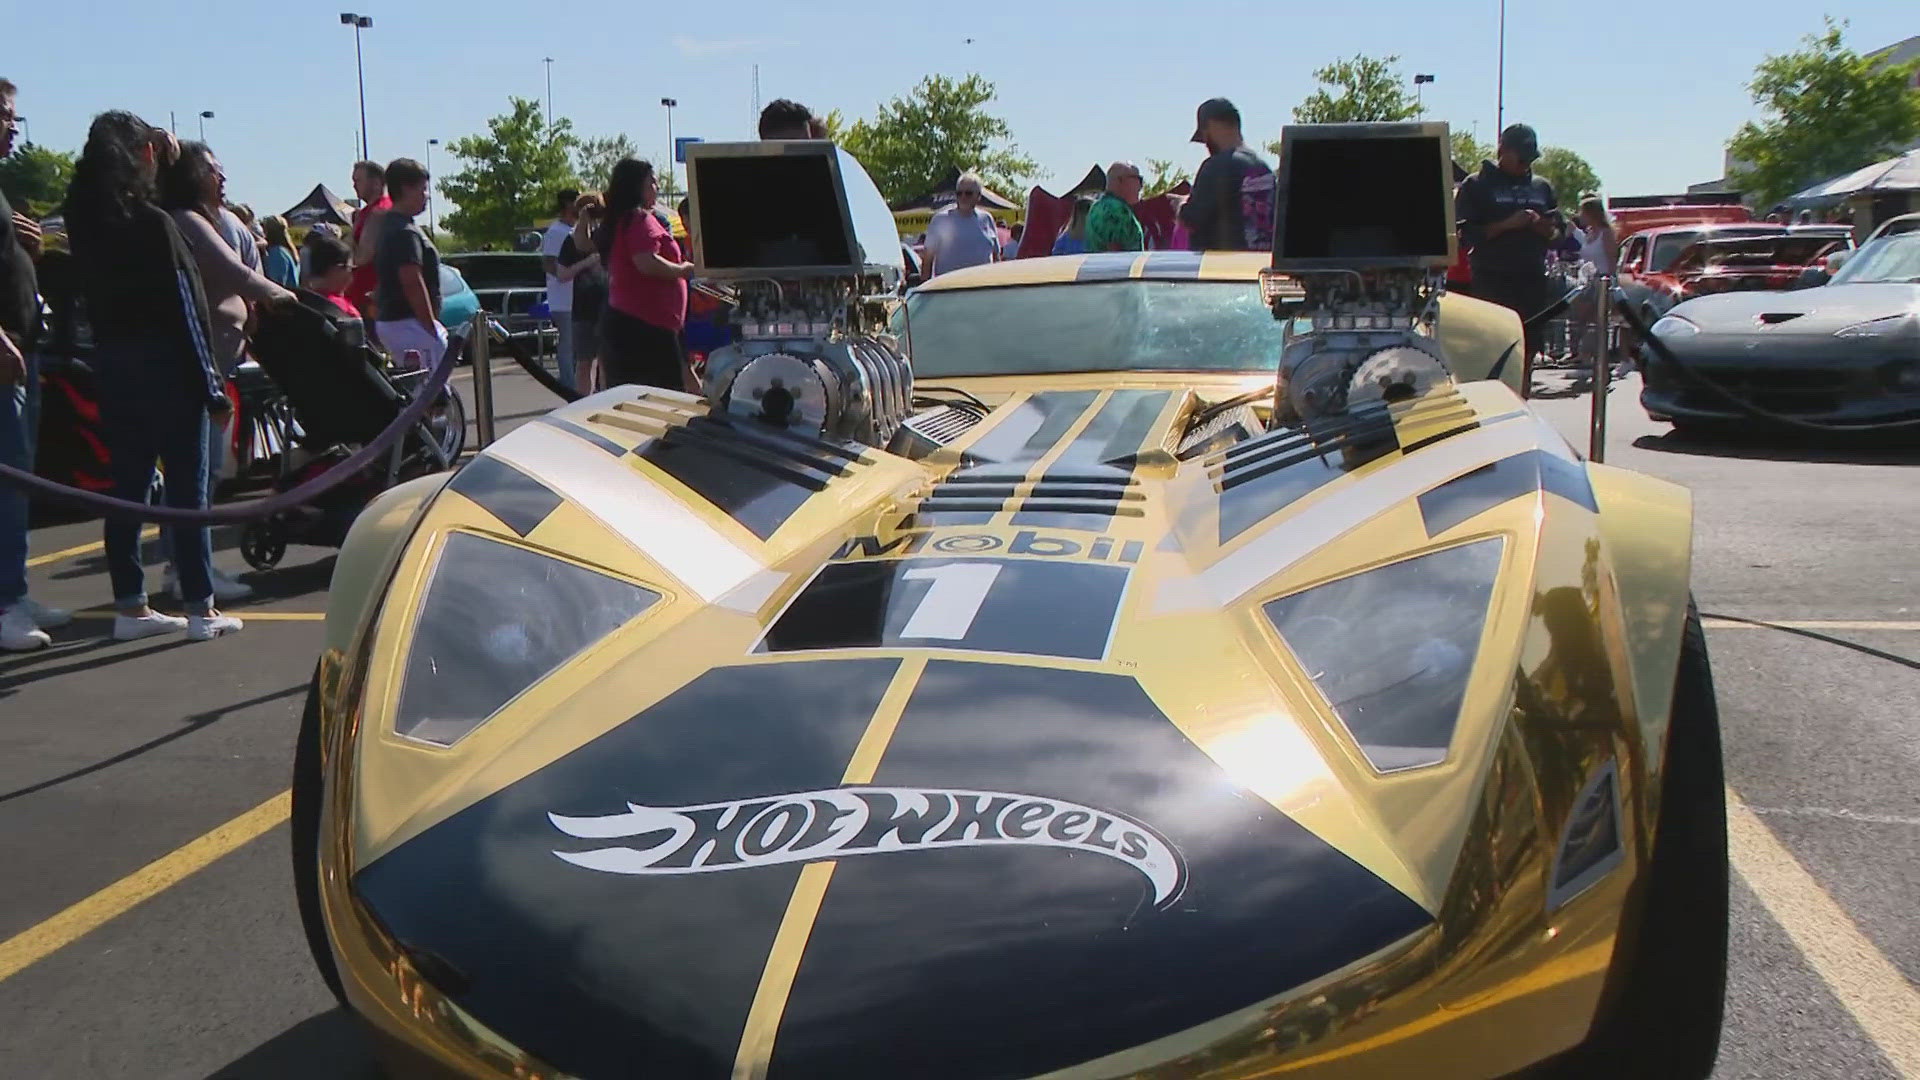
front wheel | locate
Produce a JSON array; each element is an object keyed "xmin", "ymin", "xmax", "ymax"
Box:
[
  {"xmin": 1542, "ymin": 600, "xmax": 1728, "ymax": 1077},
  {"xmin": 292, "ymin": 669, "xmax": 349, "ymax": 1008}
]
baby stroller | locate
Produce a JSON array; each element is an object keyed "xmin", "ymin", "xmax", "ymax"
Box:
[{"xmin": 237, "ymin": 293, "xmax": 466, "ymax": 570}]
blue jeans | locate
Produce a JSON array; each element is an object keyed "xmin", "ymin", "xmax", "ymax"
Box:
[
  {"xmin": 95, "ymin": 346, "xmax": 216, "ymax": 614},
  {"xmin": 553, "ymin": 316, "xmax": 577, "ymax": 393},
  {"xmin": 0, "ymin": 349, "xmax": 40, "ymax": 610}
]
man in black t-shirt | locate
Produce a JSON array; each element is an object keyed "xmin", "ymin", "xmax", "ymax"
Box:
[
  {"xmin": 1179, "ymin": 98, "xmax": 1275, "ymax": 252},
  {"xmin": 372, "ymin": 157, "xmax": 444, "ymax": 370},
  {"xmin": 1455, "ymin": 123, "xmax": 1562, "ymax": 367}
]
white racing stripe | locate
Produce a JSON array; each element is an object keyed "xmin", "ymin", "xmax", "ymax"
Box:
[
  {"xmin": 486, "ymin": 422, "xmax": 774, "ymax": 606},
  {"xmin": 1174, "ymin": 418, "xmax": 1546, "ymax": 610}
]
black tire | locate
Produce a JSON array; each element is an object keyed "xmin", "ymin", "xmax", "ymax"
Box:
[
  {"xmin": 430, "ymin": 386, "xmax": 467, "ymax": 461},
  {"xmin": 1544, "ymin": 600, "xmax": 1728, "ymax": 1077},
  {"xmin": 292, "ymin": 668, "xmax": 350, "ymax": 1009}
]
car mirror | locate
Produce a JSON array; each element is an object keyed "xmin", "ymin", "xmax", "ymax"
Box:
[{"xmin": 1795, "ymin": 267, "xmax": 1829, "ymax": 289}]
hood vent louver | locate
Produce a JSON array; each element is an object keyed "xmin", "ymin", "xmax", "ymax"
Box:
[{"xmin": 654, "ymin": 413, "xmax": 867, "ymax": 492}]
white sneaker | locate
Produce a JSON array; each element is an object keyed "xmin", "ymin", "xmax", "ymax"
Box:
[
  {"xmin": 164, "ymin": 566, "xmax": 254, "ymax": 603},
  {"xmin": 20, "ymin": 597, "xmax": 73, "ymax": 629},
  {"xmin": 187, "ymin": 611, "xmax": 244, "ymax": 641},
  {"xmin": 1, "ymin": 606, "xmax": 53, "ymax": 652},
  {"xmin": 113, "ymin": 611, "xmax": 190, "ymax": 641}
]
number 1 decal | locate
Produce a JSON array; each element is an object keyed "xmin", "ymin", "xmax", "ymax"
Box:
[
  {"xmin": 758, "ymin": 557, "xmax": 1131, "ymax": 661},
  {"xmin": 899, "ymin": 562, "xmax": 1004, "ymax": 640}
]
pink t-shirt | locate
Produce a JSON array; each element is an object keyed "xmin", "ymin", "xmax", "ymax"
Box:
[{"xmin": 608, "ymin": 209, "xmax": 688, "ymax": 332}]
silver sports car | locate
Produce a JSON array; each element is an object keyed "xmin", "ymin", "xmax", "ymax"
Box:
[{"xmin": 1642, "ymin": 230, "xmax": 1920, "ymax": 430}]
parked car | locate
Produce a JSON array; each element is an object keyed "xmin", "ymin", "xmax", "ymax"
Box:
[
  {"xmin": 437, "ymin": 263, "xmax": 482, "ymax": 337},
  {"xmin": 1616, "ymin": 223, "xmax": 1789, "ymax": 324},
  {"xmin": 1654, "ymin": 234, "xmax": 1851, "ymax": 301},
  {"xmin": 441, "ymin": 252, "xmax": 551, "ymax": 346},
  {"xmin": 1642, "ymin": 229, "xmax": 1920, "ymax": 431}
]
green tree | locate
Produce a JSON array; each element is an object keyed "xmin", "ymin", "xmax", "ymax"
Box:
[
  {"xmin": 0, "ymin": 143, "xmax": 76, "ymax": 218},
  {"xmin": 837, "ymin": 74, "xmax": 1039, "ymax": 206},
  {"xmin": 575, "ymin": 134, "xmax": 638, "ymax": 191},
  {"xmin": 1726, "ymin": 19, "xmax": 1920, "ymax": 207},
  {"xmin": 1144, "ymin": 158, "xmax": 1192, "ymax": 194},
  {"xmin": 1292, "ymin": 54, "xmax": 1422, "ymax": 124},
  {"xmin": 1533, "ymin": 147, "xmax": 1602, "ymax": 202},
  {"xmin": 438, "ymin": 97, "xmax": 580, "ymax": 247},
  {"xmin": 1450, "ymin": 129, "xmax": 1493, "ymax": 170}
]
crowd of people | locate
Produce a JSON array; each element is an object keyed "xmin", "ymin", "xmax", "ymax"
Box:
[
  {"xmin": 919, "ymin": 96, "xmax": 1276, "ymax": 273},
  {"xmin": 0, "ymin": 74, "xmax": 1597, "ymax": 652}
]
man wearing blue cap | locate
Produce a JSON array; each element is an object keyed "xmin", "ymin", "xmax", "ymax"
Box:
[{"xmin": 1455, "ymin": 123, "xmax": 1562, "ymax": 368}]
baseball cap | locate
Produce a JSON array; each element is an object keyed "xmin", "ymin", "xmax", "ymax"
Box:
[
  {"xmin": 1499, "ymin": 123, "xmax": 1541, "ymax": 162},
  {"xmin": 1192, "ymin": 98, "xmax": 1241, "ymax": 143}
]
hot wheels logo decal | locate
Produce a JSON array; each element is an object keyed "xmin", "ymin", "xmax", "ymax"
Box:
[{"xmin": 549, "ymin": 787, "xmax": 1187, "ymax": 907}]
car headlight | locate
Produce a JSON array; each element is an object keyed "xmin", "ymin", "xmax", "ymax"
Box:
[
  {"xmin": 1264, "ymin": 538, "xmax": 1503, "ymax": 773},
  {"xmin": 395, "ymin": 532, "xmax": 659, "ymax": 746},
  {"xmin": 1835, "ymin": 313, "xmax": 1916, "ymax": 338},
  {"xmin": 1650, "ymin": 314, "xmax": 1699, "ymax": 338}
]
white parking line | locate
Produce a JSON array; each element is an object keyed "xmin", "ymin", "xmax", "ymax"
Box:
[{"xmin": 1728, "ymin": 788, "xmax": 1920, "ymax": 1077}]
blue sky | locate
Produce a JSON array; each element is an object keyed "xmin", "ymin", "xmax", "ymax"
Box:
[{"xmin": 6, "ymin": 2, "xmax": 1912, "ymax": 217}]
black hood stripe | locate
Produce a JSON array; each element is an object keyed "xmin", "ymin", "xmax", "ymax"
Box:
[
  {"xmin": 1075, "ymin": 253, "xmax": 1142, "ymax": 281},
  {"xmin": 765, "ymin": 661, "xmax": 1432, "ymax": 1079},
  {"xmin": 925, "ymin": 392, "xmax": 1104, "ymax": 523},
  {"xmin": 447, "ymin": 455, "xmax": 562, "ymax": 537},
  {"xmin": 1140, "ymin": 250, "xmax": 1204, "ymax": 279},
  {"xmin": 1418, "ymin": 449, "xmax": 1596, "ymax": 536},
  {"xmin": 538, "ymin": 415, "xmax": 629, "ymax": 458},
  {"xmin": 1010, "ymin": 389, "xmax": 1170, "ymax": 528},
  {"xmin": 352, "ymin": 659, "xmax": 904, "ymax": 1080}
]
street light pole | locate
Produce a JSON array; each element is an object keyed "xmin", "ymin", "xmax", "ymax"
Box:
[
  {"xmin": 427, "ymin": 138, "xmax": 440, "ymax": 233},
  {"xmin": 1496, "ymin": 0, "xmax": 1506, "ymax": 134},
  {"xmin": 198, "ymin": 110, "xmax": 213, "ymax": 141},
  {"xmin": 543, "ymin": 58, "xmax": 554, "ymax": 130},
  {"xmin": 1413, "ymin": 74, "xmax": 1435, "ymax": 117},
  {"xmin": 339, "ymin": 13, "xmax": 374, "ymax": 161},
  {"xmin": 661, "ymin": 97, "xmax": 678, "ymax": 196}
]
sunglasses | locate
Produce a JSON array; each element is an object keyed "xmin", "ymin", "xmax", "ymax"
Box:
[{"xmin": 957, "ymin": 189, "xmax": 981, "ymax": 197}]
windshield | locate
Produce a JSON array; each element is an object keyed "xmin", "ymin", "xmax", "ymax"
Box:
[
  {"xmin": 1828, "ymin": 234, "xmax": 1920, "ymax": 285},
  {"xmin": 1649, "ymin": 226, "xmax": 1782, "ymax": 272},
  {"xmin": 903, "ymin": 281, "xmax": 1287, "ymax": 377},
  {"xmin": 1678, "ymin": 236, "xmax": 1841, "ymax": 272}
]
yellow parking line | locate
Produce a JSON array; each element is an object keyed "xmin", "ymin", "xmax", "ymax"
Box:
[
  {"xmin": 25, "ymin": 528, "xmax": 159, "ymax": 568},
  {"xmin": 1706, "ymin": 619, "xmax": 1920, "ymax": 632},
  {"xmin": 1728, "ymin": 788, "xmax": 1920, "ymax": 1076},
  {"xmin": 0, "ymin": 790, "xmax": 292, "ymax": 983}
]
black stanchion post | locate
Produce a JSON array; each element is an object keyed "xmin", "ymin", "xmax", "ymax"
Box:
[
  {"xmin": 1589, "ymin": 274, "xmax": 1612, "ymax": 462},
  {"xmin": 472, "ymin": 313, "xmax": 496, "ymax": 449}
]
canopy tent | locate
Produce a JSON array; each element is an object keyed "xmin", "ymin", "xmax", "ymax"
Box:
[
  {"xmin": 283, "ymin": 183, "xmax": 354, "ymax": 228},
  {"xmin": 1783, "ymin": 149, "xmax": 1920, "ymax": 208}
]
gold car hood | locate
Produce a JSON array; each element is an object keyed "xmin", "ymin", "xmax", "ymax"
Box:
[{"xmin": 339, "ymin": 376, "xmax": 1636, "ymax": 1079}]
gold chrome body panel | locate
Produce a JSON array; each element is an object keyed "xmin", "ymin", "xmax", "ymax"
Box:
[{"xmin": 309, "ymin": 259, "xmax": 1692, "ymax": 1079}]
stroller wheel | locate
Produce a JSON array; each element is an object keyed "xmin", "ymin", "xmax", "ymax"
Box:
[
  {"xmin": 240, "ymin": 520, "xmax": 287, "ymax": 570},
  {"xmin": 430, "ymin": 385, "xmax": 467, "ymax": 461}
]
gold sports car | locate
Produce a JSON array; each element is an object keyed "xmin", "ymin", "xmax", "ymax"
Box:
[{"xmin": 296, "ymin": 250, "xmax": 1726, "ymax": 1079}]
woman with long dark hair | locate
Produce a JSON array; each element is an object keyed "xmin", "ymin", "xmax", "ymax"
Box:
[
  {"xmin": 62, "ymin": 112, "xmax": 243, "ymax": 640},
  {"xmin": 595, "ymin": 158, "xmax": 695, "ymax": 391},
  {"xmin": 157, "ymin": 141, "xmax": 292, "ymax": 602}
]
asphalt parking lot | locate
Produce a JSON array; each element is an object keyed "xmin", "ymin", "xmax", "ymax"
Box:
[{"xmin": 0, "ymin": 363, "xmax": 1915, "ymax": 1078}]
